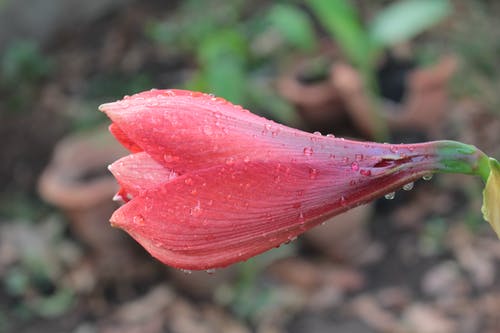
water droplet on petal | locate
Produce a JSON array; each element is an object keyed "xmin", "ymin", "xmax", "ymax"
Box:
[
  {"xmin": 208, "ymin": 93, "xmax": 215, "ymax": 97},
  {"xmin": 225, "ymin": 157, "xmax": 235, "ymax": 165},
  {"xmin": 360, "ymin": 169, "xmax": 371, "ymax": 176},
  {"xmin": 190, "ymin": 201, "xmax": 202, "ymax": 217},
  {"xmin": 403, "ymin": 182, "xmax": 414, "ymax": 191},
  {"xmin": 340, "ymin": 196, "xmax": 347, "ymax": 207},
  {"xmin": 184, "ymin": 178, "xmax": 193, "ymax": 185},
  {"xmin": 243, "ymin": 156, "xmax": 250, "ymax": 163},
  {"xmin": 309, "ymin": 168, "xmax": 318, "ymax": 180},
  {"xmin": 303, "ymin": 147, "xmax": 314, "ymax": 156},
  {"xmin": 385, "ymin": 192, "xmax": 396, "ymax": 200},
  {"xmin": 206, "ymin": 269, "xmax": 216, "ymax": 274},
  {"xmin": 133, "ymin": 215, "xmax": 145, "ymax": 225},
  {"xmin": 326, "ymin": 134, "xmax": 335, "ymax": 138},
  {"xmin": 313, "ymin": 131, "xmax": 322, "ymax": 136},
  {"xmin": 355, "ymin": 154, "xmax": 364, "ymax": 162},
  {"xmin": 203, "ymin": 125, "xmax": 213, "ymax": 135},
  {"xmin": 180, "ymin": 269, "xmax": 192, "ymax": 274},
  {"xmin": 422, "ymin": 174, "xmax": 433, "ymax": 181},
  {"xmin": 351, "ymin": 161, "xmax": 360, "ymax": 171}
]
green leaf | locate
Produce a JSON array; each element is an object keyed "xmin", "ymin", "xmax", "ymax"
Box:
[
  {"xmin": 482, "ymin": 158, "xmax": 500, "ymax": 238},
  {"xmin": 369, "ymin": 0, "xmax": 451, "ymax": 47},
  {"xmin": 198, "ymin": 30, "xmax": 248, "ymax": 105},
  {"xmin": 267, "ymin": 4, "xmax": 317, "ymax": 51},
  {"xmin": 307, "ymin": 0, "xmax": 375, "ymax": 69}
]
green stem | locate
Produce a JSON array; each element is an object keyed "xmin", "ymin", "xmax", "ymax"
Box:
[{"xmin": 435, "ymin": 140, "xmax": 491, "ymax": 182}]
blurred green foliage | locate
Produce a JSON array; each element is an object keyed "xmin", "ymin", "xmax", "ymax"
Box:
[
  {"xmin": 146, "ymin": 0, "xmax": 320, "ymax": 124},
  {"xmin": 1, "ymin": 218, "xmax": 76, "ymax": 323},
  {"xmin": 0, "ymin": 40, "xmax": 53, "ymax": 112},
  {"xmin": 307, "ymin": 0, "xmax": 451, "ymax": 85}
]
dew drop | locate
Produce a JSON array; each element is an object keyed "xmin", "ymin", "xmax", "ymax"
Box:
[
  {"xmin": 180, "ymin": 269, "xmax": 192, "ymax": 275},
  {"xmin": 287, "ymin": 235, "xmax": 297, "ymax": 242},
  {"xmin": 360, "ymin": 169, "xmax": 372, "ymax": 176},
  {"xmin": 190, "ymin": 202, "xmax": 202, "ymax": 217},
  {"xmin": 313, "ymin": 131, "xmax": 322, "ymax": 136},
  {"xmin": 243, "ymin": 156, "xmax": 250, "ymax": 163},
  {"xmin": 351, "ymin": 161, "xmax": 360, "ymax": 171},
  {"xmin": 340, "ymin": 196, "xmax": 347, "ymax": 207},
  {"xmin": 341, "ymin": 157, "xmax": 349, "ymax": 164},
  {"xmin": 208, "ymin": 93, "xmax": 215, "ymax": 97},
  {"xmin": 203, "ymin": 125, "xmax": 213, "ymax": 135},
  {"xmin": 403, "ymin": 182, "xmax": 414, "ymax": 191},
  {"xmin": 422, "ymin": 174, "xmax": 433, "ymax": 181},
  {"xmin": 184, "ymin": 177, "xmax": 193, "ymax": 185},
  {"xmin": 147, "ymin": 100, "xmax": 159, "ymax": 107},
  {"xmin": 206, "ymin": 269, "xmax": 216, "ymax": 274},
  {"xmin": 225, "ymin": 157, "xmax": 235, "ymax": 165},
  {"xmin": 355, "ymin": 154, "xmax": 364, "ymax": 162},
  {"xmin": 384, "ymin": 192, "xmax": 396, "ymax": 200},
  {"xmin": 326, "ymin": 134, "xmax": 335, "ymax": 138},
  {"xmin": 309, "ymin": 168, "xmax": 318, "ymax": 180},
  {"xmin": 303, "ymin": 147, "xmax": 314, "ymax": 156},
  {"xmin": 133, "ymin": 215, "xmax": 145, "ymax": 225}
]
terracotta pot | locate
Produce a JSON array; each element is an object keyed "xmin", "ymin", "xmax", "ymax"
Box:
[
  {"xmin": 38, "ymin": 126, "xmax": 157, "ymax": 280},
  {"xmin": 278, "ymin": 55, "xmax": 457, "ymax": 140}
]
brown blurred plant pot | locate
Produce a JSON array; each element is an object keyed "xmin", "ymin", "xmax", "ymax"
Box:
[
  {"xmin": 303, "ymin": 203, "xmax": 380, "ymax": 265},
  {"xmin": 277, "ymin": 58, "xmax": 347, "ymax": 134},
  {"xmin": 278, "ymin": 55, "xmax": 457, "ymax": 140},
  {"xmin": 38, "ymin": 126, "xmax": 156, "ymax": 280}
]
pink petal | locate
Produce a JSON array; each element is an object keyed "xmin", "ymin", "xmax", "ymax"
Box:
[
  {"xmin": 108, "ymin": 124, "xmax": 143, "ymax": 153},
  {"xmin": 110, "ymin": 156, "xmax": 436, "ymax": 270},
  {"xmin": 108, "ymin": 152, "xmax": 177, "ymax": 199},
  {"xmin": 100, "ymin": 90, "xmax": 437, "ymax": 177}
]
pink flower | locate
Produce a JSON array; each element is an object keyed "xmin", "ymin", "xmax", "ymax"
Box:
[{"xmin": 100, "ymin": 89, "xmax": 488, "ymax": 270}]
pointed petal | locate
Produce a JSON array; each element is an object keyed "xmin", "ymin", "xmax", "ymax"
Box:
[
  {"xmin": 108, "ymin": 152, "xmax": 177, "ymax": 198},
  {"xmin": 110, "ymin": 155, "xmax": 436, "ymax": 270},
  {"xmin": 109, "ymin": 124, "xmax": 143, "ymax": 153},
  {"xmin": 100, "ymin": 89, "xmax": 443, "ymax": 177}
]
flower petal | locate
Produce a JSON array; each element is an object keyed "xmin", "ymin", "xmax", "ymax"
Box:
[
  {"xmin": 108, "ymin": 123, "xmax": 143, "ymax": 153},
  {"xmin": 482, "ymin": 158, "xmax": 500, "ymax": 238},
  {"xmin": 110, "ymin": 156, "xmax": 435, "ymax": 270},
  {"xmin": 100, "ymin": 89, "xmax": 443, "ymax": 177},
  {"xmin": 108, "ymin": 152, "xmax": 177, "ymax": 198}
]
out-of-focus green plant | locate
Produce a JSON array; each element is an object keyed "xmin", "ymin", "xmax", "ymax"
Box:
[
  {"xmin": 307, "ymin": 0, "xmax": 451, "ymax": 82},
  {"xmin": 146, "ymin": 1, "xmax": 317, "ymax": 124},
  {"xmin": 0, "ymin": 40, "xmax": 53, "ymax": 112},
  {"xmin": 306, "ymin": 0, "xmax": 451, "ymax": 139},
  {"xmin": 266, "ymin": 3, "xmax": 317, "ymax": 52}
]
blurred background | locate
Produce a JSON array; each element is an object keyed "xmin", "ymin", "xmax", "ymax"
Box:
[{"xmin": 1, "ymin": 0, "xmax": 500, "ymax": 332}]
